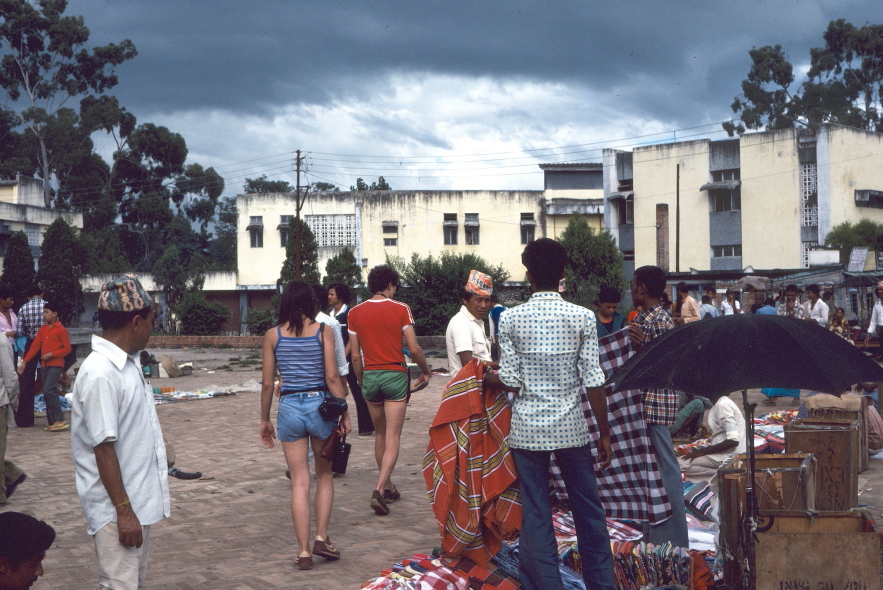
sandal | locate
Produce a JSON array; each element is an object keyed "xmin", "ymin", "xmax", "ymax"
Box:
[
  {"xmin": 760, "ymin": 398, "xmax": 777, "ymax": 406},
  {"xmin": 790, "ymin": 398, "xmax": 802, "ymax": 406},
  {"xmin": 383, "ymin": 485, "xmax": 401, "ymax": 502},
  {"xmin": 44, "ymin": 423, "xmax": 69, "ymax": 432},
  {"xmin": 296, "ymin": 555, "xmax": 313, "ymax": 570},
  {"xmin": 370, "ymin": 490, "xmax": 389, "ymax": 516},
  {"xmin": 313, "ymin": 538, "xmax": 340, "ymax": 560}
]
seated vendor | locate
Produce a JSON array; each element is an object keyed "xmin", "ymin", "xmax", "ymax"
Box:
[
  {"xmin": 669, "ymin": 392, "xmax": 712, "ymax": 442},
  {"xmin": 679, "ymin": 392, "xmax": 745, "ymax": 479}
]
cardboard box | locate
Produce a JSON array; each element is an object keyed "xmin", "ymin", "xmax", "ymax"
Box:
[
  {"xmin": 785, "ymin": 418, "xmax": 859, "ymax": 511},
  {"xmin": 806, "ymin": 393, "xmax": 869, "ymax": 473}
]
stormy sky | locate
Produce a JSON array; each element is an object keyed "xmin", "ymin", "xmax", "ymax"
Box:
[{"xmin": 66, "ymin": 0, "xmax": 881, "ymax": 194}]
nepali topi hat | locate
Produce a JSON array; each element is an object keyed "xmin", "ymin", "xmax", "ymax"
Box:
[
  {"xmin": 465, "ymin": 270, "xmax": 493, "ymax": 297},
  {"xmin": 98, "ymin": 274, "xmax": 152, "ymax": 312}
]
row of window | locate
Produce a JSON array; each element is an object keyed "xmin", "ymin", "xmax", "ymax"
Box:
[{"xmin": 712, "ymin": 244, "xmax": 741, "ymax": 258}]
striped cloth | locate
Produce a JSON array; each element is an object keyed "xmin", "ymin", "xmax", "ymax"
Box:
[
  {"xmin": 550, "ymin": 327, "xmax": 673, "ymax": 524},
  {"xmin": 423, "ymin": 361, "xmax": 522, "ymax": 567}
]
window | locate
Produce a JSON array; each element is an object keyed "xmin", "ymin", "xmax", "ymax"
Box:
[
  {"xmin": 278, "ymin": 215, "xmax": 291, "ymax": 247},
  {"xmin": 464, "ymin": 213, "xmax": 479, "ymax": 245},
  {"xmin": 711, "ymin": 245, "xmax": 742, "ymax": 258},
  {"xmin": 443, "ymin": 213, "xmax": 458, "ymax": 245},
  {"xmin": 382, "ymin": 221, "xmax": 398, "ymax": 245},
  {"xmin": 24, "ymin": 223, "xmax": 40, "ymax": 247},
  {"xmin": 711, "ymin": 189, "xmax": 741, "ymax": 212},
  {"xmin": 520, "ymin": 212, "xmax": 536, "ymax": 244},
  {"xmin": 801, "ymin": 162, "xmax": 818, "ymax": 227},
  {"xmin": 711, "ymin": 169, "xmax": 740, "ymax": 182},
  {"xmin": 247, "ymin": 216, "xmax": 263, "ymax": 248},
  {"xmin": 304, "ymin": 214, "xmax": 357, "ymax": 247},
  {"xmin": 384, "ymin": 238, "xmax": 397, "ymax": 246},
  {"xmin": 621, "ymin": 250, "xmax": 635, "ymax": 262},
  {"xmin": 850, "ymin": 291, "xmax": 859, "ymax": 315},
  {"xmin": 383, "ymin": 225, "xmax": 398, "ymax": 233}
]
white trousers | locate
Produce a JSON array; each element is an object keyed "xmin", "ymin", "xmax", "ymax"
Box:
[{"xmin": 93, "ymin": 522, "xmax": 151, "ymax": 590}]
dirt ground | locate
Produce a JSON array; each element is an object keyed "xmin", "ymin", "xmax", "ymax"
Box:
[{"xmin": 8, "ymin": 346, "xmax": 883, "ymax": 589}]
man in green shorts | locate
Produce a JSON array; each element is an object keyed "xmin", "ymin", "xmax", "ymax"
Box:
[{"xmin": 348, "ymin": 265, "xmax": 432, "ymax": 515}]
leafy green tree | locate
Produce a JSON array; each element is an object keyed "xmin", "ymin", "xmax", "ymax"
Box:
[
  {"xmin": 350, "ymin": 176, "xmax": 391, "ymax": 191},
  {"xmin": 78, "ymin": 228, "xmax": 129, "ymax": 274},
  {"xmin": 151, "ymin": 244, "xmax": 205, "ymax": 318},
  {"xmin": 35, "ymin": 218, "xmax": 84, "ymax": 326},
  {"xmin": 324, "ymin": 248, "xmax": 362, "ymax": 288},
  {"xmin": 0, "ymin": 231, "xmax": 35, "ymax": 310},
  {"xmin": 244, "ymin": 175, "xmax": 292, "ymax": 193},
  {"xmin": 390, "ymin": 252, "xmax": 509, "ymax": 336},
  {"xmin": 725, "ymin": 20, "xmax": 883, "ymax": 135},
  {"xmin": 207, "ymin": 196, "xmax": 237, "ymax": 270},
  {"xmin": 280, "ymin": 217, "xmax": 319, "ymax": 285},
  {"xmin": 557, "ymin": 214, "xmax": 625, "ymax": 309},
  {"xmin": 311, "ymin": 181, "xmax": 338, "ymax": 191},
  {"xmin": 824, "ymin": 219, "xmax": 883, "ymax": 265},
  {"xmin": 0, "ymin": 0, "xmax": 137, "ymax": 205}
]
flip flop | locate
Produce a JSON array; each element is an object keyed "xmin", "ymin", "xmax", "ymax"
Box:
[{"xmin": 44, "ymin": 423, "xmax": 69, "ymax": 432}]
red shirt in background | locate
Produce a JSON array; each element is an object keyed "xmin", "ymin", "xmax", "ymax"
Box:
[
  {"xmin": 348, "ymin": 298, "xmax": 414, "ymax": 373},
  {"xmin": 23, "ymin": 322, "xmax": 71, "ymax": 368}
]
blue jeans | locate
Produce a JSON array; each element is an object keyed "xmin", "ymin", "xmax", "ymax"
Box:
[
  {"xmin": 42, "ymin": 366, "xmax": 64, "ymax": 425},
  {"xmin": 512, "ymin": 445, "xmax": 615, "ymax": 590},
  {"xmin": 276, "ymin": 392, "xmax": 336, "ymax": 442},
  {"xmin": 644, "ymin": 424, "xmax": 689, "ymax": 548}
]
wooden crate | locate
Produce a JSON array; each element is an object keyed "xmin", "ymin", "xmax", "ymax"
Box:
[
  {"xmin": 717, "ymin": 453, "xmax": 816, "ymax": 588},
  {"xmin": 807, "ymin": 394, "xmax": 870, "ymax": 472},
  {"xmin": 754, "ymin": 512, "xmax": 882, "ymax": 589},
  {"xmin": 785, "ymin": 418, "xmax": 860, "ymax": 511}
]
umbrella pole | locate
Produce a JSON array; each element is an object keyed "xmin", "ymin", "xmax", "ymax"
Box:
[{"xmin": 741, "ymin": 389, "xmax": 758, "ymax": 590}]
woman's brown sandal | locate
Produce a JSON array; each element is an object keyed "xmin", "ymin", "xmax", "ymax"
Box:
[{"xmin": 296, "ymin": 555, "xmax": 313, "ymax": 570}]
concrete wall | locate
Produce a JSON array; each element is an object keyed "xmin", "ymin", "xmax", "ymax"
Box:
[{"xmin": 0, "ymin": 175, "xmax": 45, "ymax": 207}]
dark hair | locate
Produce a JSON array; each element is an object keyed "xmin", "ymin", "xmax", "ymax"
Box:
[
  {"xmin": 42, "ymin": 300, "xmax": 58, "ymax": 313},
  {"xmin": 806, "ymin": 284, "xmax": 820, "ymax": 296},
  {"xmin": 522, "ymin": 238, "xmax": 568, "ymax": 291},
  {"xmin": 785, "ymin": 284, "xmax": 799, "ymax": 294},
  {"xmin": 765, "ymin": 298, "xmax": 775, "ymax": 307},
  {"xmin": 367, "ymin": 265, "xmax": 399, "ymax": 294},
  {"xmin": 660, "ymin": 291, "xmax": 672, "ymax": 306},
  {"xmin": 0, "ymin": 512, "xmax": 55, "ymax": 565},
  {"xmin": 823, "ymin": 290, "xmax": 834, "ymax": 300},
  {"xmin": 701, "ymin": 295, "xmax": 711, "ymax": 304},
  {"xmin": 311, "ymin": 284, "xmax": 327, "ymax": 311},
  {"xmin": 676, "ymin": 281, "xmax": 689, "ymax": 295},
  {"xmin": 598, "ymin": 286, "xmax": 621, "ymax": 304},
  {"xmin": 98, "ymin": 307, "xmax": 151, "ymax": 331},
  {"xmin": 328, "ymin": 283, "xmax": 351, "ymax": 304},
  {"xmin": 633, "ymin": 266, "xmax": 666, "ymax": 298},
  {"xmin": 0, "ymin": 287, "xmax": 13, "ymax": 300},
  {"xmin": 26, "ymin": 284, "xmax": 42, "ymax": 297},
  {"xmin": 460, "ymin": 289, "xmax": 474, "ymax": 302},
  {"xmin": 279, "ymin": 281, "xmax": 317, "ymax": 335}
]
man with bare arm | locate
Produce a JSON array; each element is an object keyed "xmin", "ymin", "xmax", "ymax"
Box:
[{"xmin": 348, "ymin": 265, "xmax": 432, "ymax": 515}]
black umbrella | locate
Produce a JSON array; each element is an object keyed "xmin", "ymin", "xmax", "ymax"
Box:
[
  {"xmin": 607, "ymin": 314, "xmax": 883, "ymax": 397},
  {"xmin": 836, "ymin": 274, "xmax": 881, "ymax": 289},
  {"xmin": 606, "ymin": 314, "xmax": 883, "ymax": 590}
]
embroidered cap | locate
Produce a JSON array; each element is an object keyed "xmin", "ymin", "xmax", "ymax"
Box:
[
  {"xmin": 98, "ymin": 274, "xmax": 152, "ymax": 312},
  {"xmin": 465, "ymin": 270, "xmax": 493, "ymax": 297}
]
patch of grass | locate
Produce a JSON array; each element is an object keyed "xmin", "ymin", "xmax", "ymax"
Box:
[
  {"xmin": 228, "ymin": 357, "xmax": 241, "ymax": 362},
  {"xmin": 245, "ymin": 353, "xmax": 261, "ymax": 360},
  {"xmin": 215, "ymin": 364, "xmax": 231, "ymax": 370}
]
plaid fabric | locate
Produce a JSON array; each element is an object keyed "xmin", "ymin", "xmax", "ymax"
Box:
[
  {"xmin": 552, "ymin": 506, "xmax": 643, "ymax": 544},
  {"xmin": 423, "ymin": 361, "xmax": 522, "ymax": 567},
  {"xmin": 18, "ymin": 296, "xmax": 44, "ymax": 339},
  {"xmin": 550, "ymin": 327, "xmax": 673, "ymax": 524},
  {"xmin": 636, "ymin": 304, "xmax": 679, "ymax": 425},
  {"xmin": 443, "ymin": 556, "xmax": 520, "ymax": 590}
]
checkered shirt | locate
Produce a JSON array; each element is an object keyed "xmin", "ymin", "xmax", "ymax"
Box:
[
  {"xmin": 18, "ymin": 296, "xmax": 44, "ymax": 340},
  {"xmin": 636, "ymin": 304, "xmax": 679, "ymax": 425},
  {"xmin": 549, "ymin": 327, "xmax": 673, "ymax": 524}
]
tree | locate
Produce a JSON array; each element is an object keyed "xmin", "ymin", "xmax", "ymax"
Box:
[
  {"xmin": 279, "ymin": 217, "xmax": 319, "ymax": 286},
  {"xmin": 350, "ymin": 176, "xmax": 391, "ymax": 191},
  {"xmin": 177, "ymin": 292, "xmax": 229, "ymax": 335},
  {"xmin": 557, "ymin": 214, "xmax": 625, "ymax": 310},
  {"xmin": 78, "ymin": 228, "xmax": 129, "ymax": 274},
  {"xmin": 0, "ymin": 231, "xmax": 35, "ymax": 310},
  {"xmin": 390, "ymin": 251, "xmax": 509, "ymax": 336},
  {"xmin": 244, "ymin": 175, "xmax": 292, "ymax": 193},
  {"xmin": 324, "ymin": 248, "xmax": 362, "ymax": 288},
  {"xmin": 0, "ymin": 0, "xmax": 137, "ymax": 205},
  {"xmin": 151, "ymin": 244, "xmax": 205, "ymax": 319},
  {"xmin": 35, "ymin": 218, "xmax": 84, "ymax": 326},
  {"xmin": 824, "ymin": 219, "xmax": 883, "ymax": 264},
  {"xmin": 311, "ymin": 181, "xmax": 338, "ymax": 191},
  {"xmin": 724, "ymin": 20, "xmax": 883, "ymax": 135},
  {"xmin": 207, "ymin": 196, "xmax": 237, "ymax": 270}
]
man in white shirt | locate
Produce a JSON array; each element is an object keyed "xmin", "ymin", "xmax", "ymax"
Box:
[
  {"xmin": 679, "ymin": 392, "xmax": 746, "ymax": 479},
  {"xmin": 71, "ymin": 275, "xmax": 169, "ymax": 590},
  {"xmin": 865, "ymin": 286, "xmax": 883, "ymax": 356},
  {"xmin": 445, "ymin": 270, "xmax": 496, "ymax": 375},
  {"xmin": 803, "ymin": 284, "xmax": 829, "ymax": 328}
]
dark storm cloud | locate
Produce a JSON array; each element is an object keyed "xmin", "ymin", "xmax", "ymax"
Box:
[{"xmin": 69, "ymin": 0, "xmax": 881, "ymax": 127}]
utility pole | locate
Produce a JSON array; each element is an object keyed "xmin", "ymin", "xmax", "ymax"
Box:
[{"xmin": 293, "ymin": 150, "xmax": 310, "ymax": 279}]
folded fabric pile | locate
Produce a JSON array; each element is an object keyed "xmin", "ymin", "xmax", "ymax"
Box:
[
  {"xmin": 605, "ymin": 541, "xmax": 712, "ymax": 589},
  {"xmin": 753, "ymin": 423, "xmax": 786, "ymax": 453},
  {"xmin": 757, "ymin": 409, "xmax": 799, "ymax": 425},
  {"xmin": 361, "ymin": 553, "xmax": 520, "ymax": 590},
  {"xmin": 673, "ymin": 438, "xmax": 711, "ymax": 457},
  {"xmin": 152, "ymin": 390, "xmax": 236, "ymax": 405},
  {"xmin": 34, "ymin": 393, "xmax": 72, "ymax": 416}
]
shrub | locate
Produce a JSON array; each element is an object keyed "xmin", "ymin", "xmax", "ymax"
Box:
[
  {"xmin": 247, "ymin": 307, "xmax": 277, "ymax": 335},
  {"xmin": 178, "ymin": 293, "xmax": 230, "ymax": 335}
]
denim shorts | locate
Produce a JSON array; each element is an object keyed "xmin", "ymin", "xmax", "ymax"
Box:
[{"xmin": 276, "ymin": 392, "xmax": 336, "ymax": 442}]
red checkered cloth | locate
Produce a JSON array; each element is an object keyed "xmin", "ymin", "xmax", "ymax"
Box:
[
  {"xmin": 423, "ymin": 361, "xmax": 522, "ymax": 567},
  {"xmin": 550, "ymin": 327, "xmax": 673, "ymax": 524},
  {"xmin": 443, "ymin": 556, "xmax": 521, "ymax": 590},
  {"xmin": 552, "ymin": 506, "xmax": 643, "ymax": 544}
]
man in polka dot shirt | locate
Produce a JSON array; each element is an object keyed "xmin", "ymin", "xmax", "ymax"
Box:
[{"xmin": 484, "ymin": 238, "xmax": 615, "ymax": 590}]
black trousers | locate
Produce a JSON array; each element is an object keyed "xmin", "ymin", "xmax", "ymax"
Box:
[
  {"xmin": 347, "ymin": 363, "xmax": 374, "ymax": 434},
  {"xmin": 14, "ymin": 338, "xmax": 37, "ymax": 427}
]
